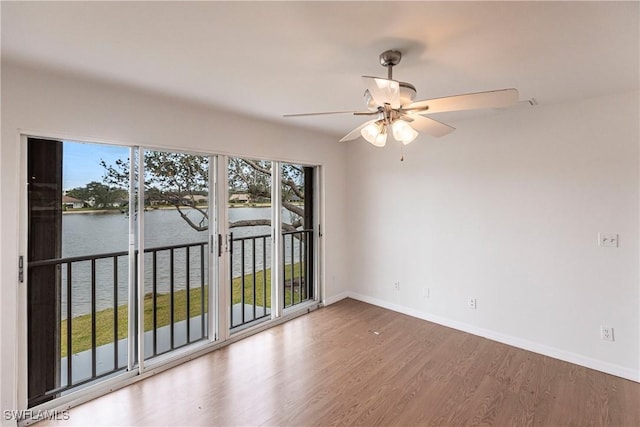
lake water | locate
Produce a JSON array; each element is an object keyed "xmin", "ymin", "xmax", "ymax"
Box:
[{"xmin": 60, "ymin": 207, "xmax": 297, "ymax": 317}]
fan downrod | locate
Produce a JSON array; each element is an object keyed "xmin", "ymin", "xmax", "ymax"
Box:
[{"xmin": 379, "ymin": 50, "xmax": 401, "ymax": 80}]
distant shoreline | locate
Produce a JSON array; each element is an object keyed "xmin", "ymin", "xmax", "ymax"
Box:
[
  {"xmin": 63, "ymin": 209, "xmax": 121, "ymax": 215},
  {"xmin": 63, "ymin": 204, "xmax": 275, "ymax": 215}
]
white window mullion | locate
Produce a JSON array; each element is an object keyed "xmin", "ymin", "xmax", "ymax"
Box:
[
  {"xmin": 208, "ymin": 155, "xmax": 220, "ymax": 342},
  {"xmin": 314, "ymin": 166, "xmax": 322, "ymax": 303},
  {"xmin": 17, "ymin": 135, "xmax": 29, "ymax": 411},
  {"xmin": 136, "ymin": 147, "xmax": 146, "ymax": 374},
  {"xmin": 216, "ymin": 156, "xmax": 230, "ymax": 341},
  {"xmin": 272, "ymin": 162, "xmax": 282, "ymax": 319},
  {"xmin": 127, "ymin": 147, "xmax": 137, "ymax": 371}
]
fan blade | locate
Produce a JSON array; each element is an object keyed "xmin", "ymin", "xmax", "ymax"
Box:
[
  {"xmin": 284, "ymin": 110, "xmax": 361, "ymax": 117},
  {"xmin": 339, "ymin": 119, "xmax": 378, "ymax": 142},
  {"xmin": 406, "ymin": 115, "xmax": 455, "ymax": 137},
  {"xmin": 362, "ymin": 76, "xmax": 400, "ymax": 109},
  {"xmin": 407, "ymin": 88, "xmax": 519, "ymax": 114}
]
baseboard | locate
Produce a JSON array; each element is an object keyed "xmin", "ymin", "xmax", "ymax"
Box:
[
  {"xmin": 322, "ymin": 291, "xmax": 350, "ymax": 306},
  {"xmin": 347, "ymin": 292, "xmax": 639, "ymax": 383}
]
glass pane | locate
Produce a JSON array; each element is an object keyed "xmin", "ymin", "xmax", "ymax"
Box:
[
  {"xmin": 228, "ymin": 157, "xmax": 272, "ymax": 329},
  {"xmin": 137, "ymin": 150, "xmax": 210, "ymax": 359},
  {"xmin": 281, "ymin": 164, "xmax": 313, "ymax": 308}
]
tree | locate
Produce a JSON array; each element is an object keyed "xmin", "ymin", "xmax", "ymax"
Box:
[
  {"xmin": 65, "ymin": 186, "xmax": 90, "ymax": 202},
  {"xmin": 228, "ymin": 157, "xmax": 271, "ymax": 202},
  {"xmin": 102, "ymin": 152, "xmax": 209, "ymax": 230},
  {"xmin": 101, "ymin": 152, "xmax": 306, "ymax": 232},
  {"xmin": 66, "ymin": 181, "xmax": 126, "ymax": 208}
]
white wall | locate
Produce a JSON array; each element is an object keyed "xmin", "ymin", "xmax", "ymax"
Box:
[
  {"xmin": 347, "ymin": 91, "xmax": 640, "ymax": 380},
  {"xmin": 0, "ymin": 62, "xmax": 349, "ymax": 421},
  {"xmin": 1, "ymin": 59, "xmax": 638, "ymax": 423}
]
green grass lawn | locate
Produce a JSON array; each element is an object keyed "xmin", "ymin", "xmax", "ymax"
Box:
[{"xmin": 61, "ymin": 262, "xmax": 307, "ymax": 357}]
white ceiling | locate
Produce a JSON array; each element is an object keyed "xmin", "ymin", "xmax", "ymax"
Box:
[{"xmin": 2, "ymin": 1, "xmax": 638, "ymax": 138}]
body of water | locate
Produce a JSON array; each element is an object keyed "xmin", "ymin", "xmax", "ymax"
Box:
[{"xmin": 60, "ymin": 207, "xmax": 299, "ymax": 317}]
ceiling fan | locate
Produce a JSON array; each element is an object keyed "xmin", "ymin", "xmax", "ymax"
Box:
[{"xmin": 284, "ymin": 50, "xmax": 520, "ymax": 148}]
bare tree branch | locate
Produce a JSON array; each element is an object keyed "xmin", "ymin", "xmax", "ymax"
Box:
[
  {"xmin": 229, "ymin": 219, "xmax": 271, "ymax": 228},
  {"xmin": 283, "ymin": 178, "xmax": 305, "ymax": 200},
  {"xmin": 231, "ymin": 166, "xmax": 253, "ymax": 187},
  {"xmin": 281, "ymin": 223, "xmax": 301, "ymax": 233},
  {"xmin": 243, "ymin": 159, "xmax": 272, "ymax": 176},
  {"xmin": 175, "ymin": 205, "xmax": 208, "ymax": 232},
  {"xmin": 282, "ymin": 201, "xmax": 304, "ymax": 218},
  {"xmin": 187, "ymin": 202, "xmax": 209, "ymax": 220},
  {"xmin": 242, "ymin": 159, "xmax": 304, "ymax": 203}
]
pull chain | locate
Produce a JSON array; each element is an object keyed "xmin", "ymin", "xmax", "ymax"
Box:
[{"xmin": 400, "ymin": 142, "xmax": 404, "ymax": 162}]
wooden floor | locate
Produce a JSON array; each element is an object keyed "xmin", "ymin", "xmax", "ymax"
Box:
[{"xmin": 38, "ymin": 298, "xmax": 639, "ymax": 426}]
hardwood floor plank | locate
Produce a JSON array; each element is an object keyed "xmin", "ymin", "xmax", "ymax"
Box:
[
  {"xmin": 511, "ymin": 354, "xmax": 557, "ymax": 426},
  {"xmin": 36, "ymin": 298, "xmax": 639, "ymax": 427},
  {"xmin": 428, "ymin": 344, "xmax": 502, "ymax": 426}
]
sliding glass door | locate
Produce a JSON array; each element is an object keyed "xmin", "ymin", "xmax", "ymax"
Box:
[
  {"xmin": 225, "ymin": 158, "xmax": 318, "ymax": 332},
  {"xmin": 25, "ymin": 140, "xmax": 218, "ymax": 406},
  {"xmin": 24, "ymin": 138, "xmax": 318, "ymax": 409},
  {"xmin": 26, "ymin": 139, "xmax": 133, "ymax": 406}
]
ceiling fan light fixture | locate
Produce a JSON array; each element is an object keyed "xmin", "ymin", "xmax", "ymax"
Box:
[
  {"xmin": 361, "ymin": 121, "xmax": 380, "ymax": 143},
  {"xmin": 373, "ymin": 127, "xmax": 388, "ymax": 147},
  {"xmin": 392, "ymin": 119, "xmax": 418, "ymax": 145},
  {"xmin": 361, "ymin": 122, "xmax": 387, "ymax": 147}
]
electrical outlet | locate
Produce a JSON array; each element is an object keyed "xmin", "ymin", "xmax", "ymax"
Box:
[
  {"xmin": 394, "ymin": 282, "xmax": 400, "ymax": 291},
  {"xmin": 598, "ymin": 233, "xmax": 619, "ymax": 248},
  {"xmin": 601, "ymin": 326, "xmax": 614, "ymax": 342},
  {"xmin": 422, "ymin": 287, "xmax": 430, "ymax": 299},
  {"xmin": 467, "ymin": 298, "xmax": 477, "ymax": 309}
]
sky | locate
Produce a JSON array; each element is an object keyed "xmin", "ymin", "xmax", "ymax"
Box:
[{"xmin": 63, "ymin": 141, "xmax": 130, "ymax": 191}]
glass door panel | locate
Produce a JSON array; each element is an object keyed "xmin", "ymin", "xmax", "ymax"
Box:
[
  {"xmin": 281, "ymin": 164, "xmax": 314, "ymax": 309},
  {"xmin": 137, "ymin": 150, "xmax": 211, "ymax": 359},
  {"xmin": 228, "ymin": 157, "xmax": 273, "ymax": 330},
  {"xmin": 27, "ymin": 139, "xmax": 132, "ymax": 406}
]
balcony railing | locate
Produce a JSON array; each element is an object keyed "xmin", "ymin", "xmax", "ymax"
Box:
[
  {"xmin": 27, "ymin": 229, "xmax": 314, "ymax": 401},
  {"xmin": 28, "ymin": 241, "xmax": 209, "ymax": 401},
  {"xmin": 145, "ymin": 242, "xmax": 209, "ymax": 356},
  {"xmin": 282, "ymin": 229, "xmax": 313, "ymax": 309},
  {"xmin": 229, "ymin": 229, "xmax": 314, "ymax": 330},
  {"xmin": 229, "ymin": 233, "xmax": 271, "ymax": 329}
]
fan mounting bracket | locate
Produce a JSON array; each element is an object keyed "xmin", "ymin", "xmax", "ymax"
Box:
[{"xmin": 379, "ymin": 50, "xmax": 402, "ymax": 67}]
